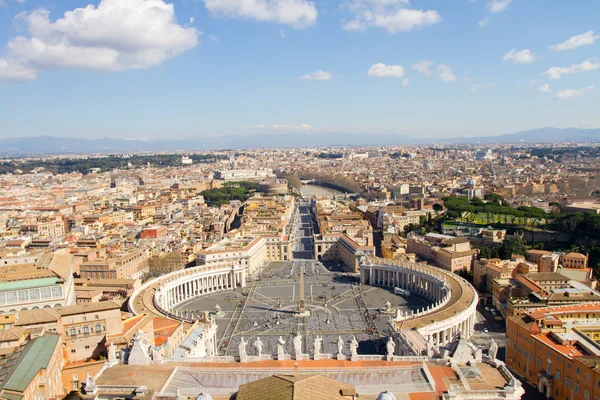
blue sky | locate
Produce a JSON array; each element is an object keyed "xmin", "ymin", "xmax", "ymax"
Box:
[{"xmin": 0, "ymin": 0, "xmax": 599, "ymax": 139}]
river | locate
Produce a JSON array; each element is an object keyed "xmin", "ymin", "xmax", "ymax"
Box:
[{"xmin": 299, "ymin": 184, "xmax": 342, "ymax": 198}]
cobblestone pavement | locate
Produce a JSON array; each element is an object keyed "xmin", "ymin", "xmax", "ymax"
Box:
[{"xmin": 175, "ymin": 260, "xmax": 430, "ymax": 357}]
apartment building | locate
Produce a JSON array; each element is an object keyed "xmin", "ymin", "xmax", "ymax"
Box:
[
  {"xmin": 407, "ymin": 233, "xmax": 477, "ymax": 272},
  {"xmin": 526, "ymin": 250, "xmax": 591, "ymax": 281},
  {"xmin": 13, "ymin": 300, "xmax": 124, "ymax": 363},
  {"xmin": 80, "ymin": 249, "xmax": 149, "ymax": 280},
  {"xmin": 507, "ymin": 304, "xmax": 600, "ymax": 400},
  {"xmin": 19, "ymin": 219, "xmax": 66, "ymax": 239},
  {"xmin": 0, "ymin": 332, "xmax": 64, "ymax": 400}
]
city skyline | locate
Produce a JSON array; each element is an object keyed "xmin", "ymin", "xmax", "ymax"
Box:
[{"xmin": 1, "ymin": 0, "xmax": 600, "ymax": 139}]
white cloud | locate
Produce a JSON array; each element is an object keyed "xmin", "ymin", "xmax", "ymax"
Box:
[
  {"xmin": 488, "ymin": 0, "xmax": 512, "ymax": 13},
  {"xmin": 16, "ymin": 0, "xmax": 26, "ymax": 3},
  {"xmin": 203, "ymin": 0, "xmax": 317, "ymax": 28},
  {"xmin": 543, "ymin": 59, "xmax": 600, "ymax": 80},
  {"xmin": 539, "ymin": 84, "xmax": 551, "ymax": 92},
  {"xmin": 550, "ymin": 30, "xmax": 600, "ymax": 51},
  {"xmin": 189, "ymin": 16, "xmax": 195, "ymax": 23},
  {"xmin": 503, "ymin": 48, "xmax": 536, "ymax": 64},
  {"xmin": 554, "ymin": 85, "xmax": 594, "ymax": 100},
  {"xmin": 209, "ymin": 35, "xmax": 219, "ymax": 43},
  {"xmin": 280, "ymin": 28, "xmax": 285, "ymax": 38},
  {"xmin": 469, "ymin": 82, "xmax": 493, "ymax": 92},
  {"xmin": 478, "ymin": 17, "xmax": 489, "ymax": 28},
  {"xmin": 300, "ymin": 70, "xmax": 333, "ymax": 80},
  {"xmin": 436, "ymin": 64, "xmax": 456, "ymax": 82},
  {"xmin": 0, "ymin": 0, "xmax": 199, "ymax": 82},
  {"xmin": 250, "ymin": 124, "xmax": 313, "ymax": 130},
  {"xmin": 342, "ymin": 0, "xmax": 441, "ymax": 34},
  {"xmin": 0, "ymin": 58, "xmax": 38, "ymax": 82},
  {"xmin": 412, "ymin": 60, "xmax": 432, "ymax": 76},
  {"xmin": 368, "ymin": 63, "xmax": 405, "ymax": 78},
  {"xmin": 402, "ymin": 78, "xmax": 409, "ymax": 87}
]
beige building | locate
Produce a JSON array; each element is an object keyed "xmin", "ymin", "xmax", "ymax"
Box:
[
  {"xmin": 407, "ymin": 233, "xmax": 477, "ymax": 272},
  {"xmin": 19, "ymin": 219, "xmax": 66, "ymax": 239},
  {"xmin": 13, "ymin": 300, "xmax": 124, "ymax": 363},
  {"xmin": 80, "ymin": 249, "xmax": 149, "ymax": 280}
]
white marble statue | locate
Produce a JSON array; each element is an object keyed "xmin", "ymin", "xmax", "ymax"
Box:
[
  {"xmin": 108, "ymin": 342, "xmax": 117, "ymax": 364},
  {"xmin": 350, "ymin": 336, "xmax": 359, "ymax": 357},
  {"xmin": 386, "ymin": 337, "xmax": 396, "ymax": 358},
  {"xmin": 254, "ymin": 337, "xmax": 264, "ymax": 357},
  {"xmin": 277, "ymin": 336, "xmax": 286, "ymax": 359},
  {"xmin": 239, "ymin": 338, "xmax": 248, "ymax": 360},
  {"xmin": 489, "ymin": 338, "xmax": 498, "ymax": 360},
  {"xmin": 314, "ymin": 335, "xmax": 322, "ymax": 356},
  {"xmin": 293, "ymin": 332, "xmax": 303, "ymax": 358},
  {"xmin": 337, "ymin": 335, "xmax": 344, "ymax": 356}
]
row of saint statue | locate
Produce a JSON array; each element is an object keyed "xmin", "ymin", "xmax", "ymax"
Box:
[{"xmin": 238, "ymin": 332, "xmax": 396, "ymax": 359}]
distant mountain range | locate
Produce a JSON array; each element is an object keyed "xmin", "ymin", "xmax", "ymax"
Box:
[{"xmin": 0, "ymin": 127, "xmax": 599, "ymax": 155}]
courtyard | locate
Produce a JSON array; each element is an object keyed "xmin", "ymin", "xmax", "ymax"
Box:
[{"xmin": 174, "ymin": 260, "xmax": 429, "ymax": 357}]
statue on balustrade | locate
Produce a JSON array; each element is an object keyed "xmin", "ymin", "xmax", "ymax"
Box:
[
  {"xmin": 314, "ymin": 335, "xmax": 322, "ymax": 356},
  {"xmin": 386, "ymin": 337, "xmax": 396, "ymax": 358},
  {"xmin": 350, "ymin": 336, "xmax": 359, "ymax": 357},
  {"xmin": 239, "ymin": 338, "xmax": 248, "ymax": 361},
  {"xmin": 337, "ymin": 335, "xmax": 344, "ymax": 356},
  {"xmin": 293, "ymin": 332, "xmax": 303, "ymax": 359},
  {"xmin": 277, "ymin": 336, "xmax": 286, "ymax": 359},
  {"xmin": 254, "ymin": 337, "xmax": 264, "ymax": 357}
]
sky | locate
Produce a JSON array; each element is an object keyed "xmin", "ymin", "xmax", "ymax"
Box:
[{"xmin": 0, "ymin": 0, "xmax": 599, "ymax": 140}]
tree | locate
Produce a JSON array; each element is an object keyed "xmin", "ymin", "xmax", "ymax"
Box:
[
  {"xmin": 433, "ymin": 203, "xmax": 443, "ymax": 213},
  {"xmin": 500, "ymin": 235, "xmax": 526, "ymax": 259},
  {"xmin": 455, "ymin": 267, "xmax": 473, "ymax": 283},
  {"xmin": 471, "ymin": 197, "xmax": 484, "ymax": 207},
  {"xmin": 484, "ymin": 193, "xmax": 504, "ymax": 205},
  {"xmin": 403, "ymin": 223, "xmax": 418, "ymax": 236}
]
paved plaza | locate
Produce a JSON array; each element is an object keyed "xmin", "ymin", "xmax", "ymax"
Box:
[{"xmin": 174, "ymin": 260, "xmax": 429, "ymax": 357}]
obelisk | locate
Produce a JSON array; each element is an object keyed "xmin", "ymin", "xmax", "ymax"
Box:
[{"xmin": 296, "ymin": 263, "xmax": 310, "ymax": 317}]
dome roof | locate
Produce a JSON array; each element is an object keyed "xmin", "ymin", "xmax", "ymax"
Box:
[
  {"xmin": 195, "ymin": 393, "xmax": 213, "ymax": 400},
  {"xmin": 376, "ymin": 390, "xmax": 397, "ymax": 400}
]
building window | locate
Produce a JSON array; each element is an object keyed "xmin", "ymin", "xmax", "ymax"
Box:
[
  {"xmin": 555, "ymin": 370, "xmax": 560, "ymax": 380},
  {"xmin": 577, "ymin": 367, "xmax": 581, "ymax": 374},
  {"xmin": 575, "ymin": 383, "xmax": 580, "ymax": 393},
  {"xmin": 566, "ymin": 377, "xmax": 571, "ymax": 388},
  {"xmin": 71, "ymin": 349, "xmax": 76, "ymax": 354},
  {"xmin": 585, "ymin": 390, "xmax": 590, "ymax": 400},
  {"xmin": 537, "ymin": 358, "xmax": 542, "ymax": 367},
  {"xmin": 83, "ymin": 326, "xmax": 89, "ymax": 334},
  {"xmin": 69, "ymin": 327, "xmax": 76, "ymax": 336}
]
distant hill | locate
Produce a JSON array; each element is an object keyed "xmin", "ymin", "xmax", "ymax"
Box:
[
  {"xmin": 0, "ymin": 127, "xmax": 599, "ymax": 155},
  {"xmin": 444, "ymin": 127, "xmax": 600, "ymax": 144}
]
